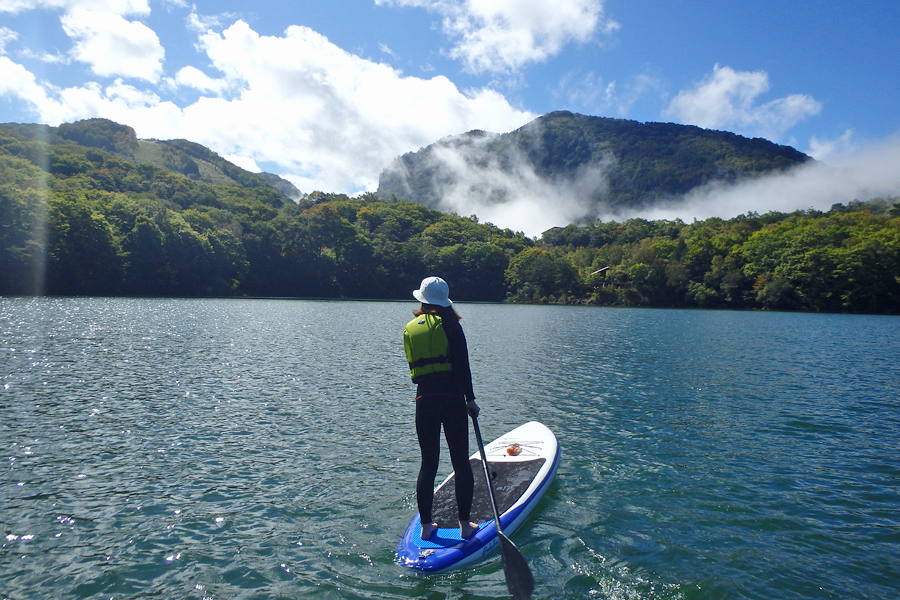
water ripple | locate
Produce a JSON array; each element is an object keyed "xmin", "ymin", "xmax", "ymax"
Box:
[{"xmin": 2, "ymin": 299, "xmax": 899, "ymax": 599}]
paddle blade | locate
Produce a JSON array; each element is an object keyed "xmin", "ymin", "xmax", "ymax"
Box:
[{"xmin": 498, "ymin": 533, "xmax": 534, "ymax": 600}]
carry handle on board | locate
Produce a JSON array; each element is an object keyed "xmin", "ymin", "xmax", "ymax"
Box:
[{"xmin": 471, "ymin": 415, "xmax": 535, "ymax": 600}]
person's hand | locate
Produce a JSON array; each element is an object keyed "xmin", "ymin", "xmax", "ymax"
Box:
[{"xmin": 466, "ymin": 400, "xmax": 480, "ymax": 418}]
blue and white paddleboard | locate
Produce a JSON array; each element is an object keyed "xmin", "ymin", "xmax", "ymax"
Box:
[{"xmin": 397, "ymin": 420, "xmax": 560, "ymax": 573}]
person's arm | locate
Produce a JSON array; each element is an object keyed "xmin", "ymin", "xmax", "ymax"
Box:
[{"xmin": 446, "ymin": 321, "xmax": 478, "ymax": 416}]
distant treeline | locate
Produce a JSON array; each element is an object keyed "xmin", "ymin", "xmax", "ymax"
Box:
[
  {"xmin": 536, "ymin": 199, "xmax": 900, "ymax": 313},
  {"xmin": 2, "ymin": 121, "xmax": 899, "ymax": 314}
]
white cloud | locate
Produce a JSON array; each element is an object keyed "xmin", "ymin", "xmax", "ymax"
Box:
[
  {"xmin": 49, "ymin": 80, "xmax": 169, "ymax": 126},
  {"xmin": 0, "ymin": 18, "xmax": 533, "ymax": 195},
  {"xmin": 157, "ymin": 19, "xmax": 535, "ymax": 192},
  {"xmin": 186, "ymin": 8, "xmax": 236, "ymax": 33},
  {"xmin": 807, "ymin": 129, "xmax": 855, "ymax": 162},
  {"xmin": 663, "ymin": 65, "xmax": 821, "ymax": 141},
  {"xmin": 378, "ymin": 42, "xmax": 399, "ymax": 59},
  {"xmin": 0, "ymin": 52, "xmax": 178, "ymax": 126},
  {"xmin": 170, "ymin": 65, "xmax": 228, "ymax": 94},
  {"xmin": 629, "ymin": 136, "xmax": 900, "ymax": 223},
  {"xmin": 556, "ymin": 71, "xmax": 662, "ymax": 117},
  {"xmin": 556, "ymin": 71, "xmax": 616, "ymax": 113},
  {"xmin": 20, "ymin": 48, "xmax": 70, "ymax": 63},
  {"xmin": 0, "ymin": 0, "xmax": 150, "ymax": 16},
  {"xmin": 0, "ymin": 56, "xmax": 55, "ymax": 107},
  {"xmin": 437, "ymin": 154, "xmax": 612, "ymax": 236},
  {"xmin": 61, "ymin": 9, "xmax": 164, "ymax": 82},
  {"xmin": 382, "ymin": 131, "xmax": 613, "ymax": 235},
  {"xmin": 0, "ymin": 28, "xmax": 18, "ymax": 55},
  {"xmin": 222, "ymin": 153, "xmax": 260, "ymax": 173},
  {"xmin": 377, "ymin": 0, "xmax": 618, "ymax": 73}
]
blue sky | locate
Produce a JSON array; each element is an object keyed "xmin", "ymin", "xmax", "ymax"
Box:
[{"xmin": 1, "ymin": 1, "xmax": 899, "ymax": 233}]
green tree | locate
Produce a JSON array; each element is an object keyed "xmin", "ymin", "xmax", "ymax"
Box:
[
  {"xmin": 56, "ymin": 118, "xmax": 139, "ymax": 157},
  {"xmin": 46, "ymin": 192, "xmax": 124, "ymax": 295},
  {"xmin": 0, "ymin": 156, "xmax": 48, "ymax": 295},
  {"xmin": 505, "ymin": 248, "xmax": 580, "ymax": 302},
  {"xmin": 462, "ymin": 242, "xmax": 509, "ymax": 301},
  {"xmin": 206, "ymin": 228, "xmax": 250, "ymax": 294},
  {"xmin": 121, "ymin": 210, "xmax": 220, "ymax": 296},
  {"xmin": 123, "ymin": 213, "xmax": 168, "ymax": 295}
]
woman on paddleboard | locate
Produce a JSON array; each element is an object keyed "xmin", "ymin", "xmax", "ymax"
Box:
[{"xmin": 403, "ymin": 276, "xmax": 480, "ymax": 540}]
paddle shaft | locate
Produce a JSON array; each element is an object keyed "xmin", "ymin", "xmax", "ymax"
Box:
[
  {"xmin": 471, "ymin": 416, "xmax": 505, "ymax": 530},
  {"xmin": 471, "ymin": 415, "xmax": 534, "ymax": 600}
]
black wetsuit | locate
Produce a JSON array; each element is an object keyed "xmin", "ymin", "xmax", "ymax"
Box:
[{"xmin": 412, "ymin": 313, "xmax": 476, "ymax": 525}]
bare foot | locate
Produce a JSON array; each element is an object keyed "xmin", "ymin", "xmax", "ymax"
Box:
[
  {"xmin": 459, "ymin": 520, "xmax": 479, "ymax": 538},
  {"xmin": 421, "ymin": 522, "xmax": 439, "ymax": 540}
]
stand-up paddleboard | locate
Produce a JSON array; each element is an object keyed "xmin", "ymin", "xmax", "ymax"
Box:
[{"xmin": 397, "ymin": 421, "xmax": 559, "ymax": 573}]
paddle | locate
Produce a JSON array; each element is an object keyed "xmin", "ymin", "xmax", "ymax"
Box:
[{"xmin": 471, "ymin": 415, "xmax": 535, "ymax": 600}]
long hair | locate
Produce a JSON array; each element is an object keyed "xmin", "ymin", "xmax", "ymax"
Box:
[{"xmin": 413, "ymin": 303, "xmax": 462, "ymax": 321}]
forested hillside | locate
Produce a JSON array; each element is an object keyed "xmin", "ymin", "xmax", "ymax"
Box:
[
  {"xmin": 0, "ymin": 119, "xmax": 531, "ymax": 300},
  {"xmin": 377, "ymin": 111, "xmax": 812, "ymax": 213},
  {"xmin": 2, "ymin": 118, "xmax": 899, "ymax": 314},
  {"xmin": 3, "ymin": 118, "xmax": 302, "ymax": 195}
]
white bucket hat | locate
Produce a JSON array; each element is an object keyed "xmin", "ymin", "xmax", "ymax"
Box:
[{"xmin": 413, "ymin": 276, "xmax": 452, "ymax": 307}]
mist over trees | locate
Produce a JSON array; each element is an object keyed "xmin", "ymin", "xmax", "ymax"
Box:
[{"xmin": 2, "ymin": 118, "xmax": 899, "ymax": 314}]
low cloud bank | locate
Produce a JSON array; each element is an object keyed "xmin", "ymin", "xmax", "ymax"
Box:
[
  {"xmin": 632, "ymin": 136, "xmax": 900, "ymax": 223},
  {"xmin": 405, "ymin": 135, "xmax": 900, "ymax": 237},
  {"xmin": 385, "ymin": 131, "xmax": 614, "ymax": 235}
]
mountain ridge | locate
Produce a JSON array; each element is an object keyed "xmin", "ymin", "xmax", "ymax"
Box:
[
  {"xmin": 0, "ymin": 118, "xmax": 303, "ymax": 200},
  {"xmin": 377, "ymin": 110, "xmax": 813, "ymax": 219}
]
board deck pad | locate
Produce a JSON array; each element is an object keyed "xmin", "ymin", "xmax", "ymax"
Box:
[{"xmin": 431, "ymin": 457, "xmax": 546, "ymax": 528}]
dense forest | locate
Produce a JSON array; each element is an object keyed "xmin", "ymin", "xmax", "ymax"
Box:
[
  {"xmin": 2, "ymin": 118, "xmax": 899, "ymax": 314},
  {"xmin": 378, "ymin": 110, "xmax": 812, "ymax": 213},
  {"xmin": 535, "ymin": 199, "xmax": 900, "ymax": 313}
]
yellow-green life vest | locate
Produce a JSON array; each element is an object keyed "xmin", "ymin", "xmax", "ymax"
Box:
[{"xmin": 404, "ymin": 313, "xmax": 453, "ymax": 380}]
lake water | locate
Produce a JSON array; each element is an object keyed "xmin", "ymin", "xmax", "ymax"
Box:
[{"xmin": 2, "ymin": 298, "xmax": 899, "ymax": 600}]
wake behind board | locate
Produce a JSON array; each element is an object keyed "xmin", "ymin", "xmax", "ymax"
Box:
[{"xmin": 397, "ymin": 420, "xmax": 559, "ymax": 573}]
